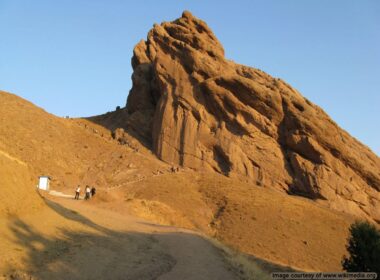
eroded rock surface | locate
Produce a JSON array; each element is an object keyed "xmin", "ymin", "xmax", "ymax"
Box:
[{"xmin": 125, "ymin": 11, "xmax": 380, "ymax": 222}]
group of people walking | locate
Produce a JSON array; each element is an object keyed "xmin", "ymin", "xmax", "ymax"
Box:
[{"xmin": 74, "ymin": 185, "xmax": 96, "ymax": 200}]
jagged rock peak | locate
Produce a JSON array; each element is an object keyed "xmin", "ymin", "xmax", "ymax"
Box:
[
  {"xmin": 124, "ymin": 12, "xmax": 380, "ymax": 224},
  {"xmin": 132, "ymin": 10, "xmax": 224, "ymax": 69}
]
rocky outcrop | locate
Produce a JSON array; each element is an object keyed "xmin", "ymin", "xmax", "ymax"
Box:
[{"xmin": 125, "ymin": 11, "xmax": 380, "ymax": 222}]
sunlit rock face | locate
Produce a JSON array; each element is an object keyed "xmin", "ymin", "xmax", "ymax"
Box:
[{"xmin": 125, "ymin": 11, "xmax": 380, "ymax": 223}]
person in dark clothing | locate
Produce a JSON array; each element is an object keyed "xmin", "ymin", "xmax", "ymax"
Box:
[{"xmin": 91, "ymin": 187, "xmax": 96, "ymax": 197}]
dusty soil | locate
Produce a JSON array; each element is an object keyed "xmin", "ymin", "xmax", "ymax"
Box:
[
  {"xmin": 1, "ymin": 193, "xmax": 247, "ymax": 280},
  {"xmin": 111, "ymin": 172, "xmax": 356, "ymax": 271},
  {"xmin": 0, "ymin": 151, "xmax": 44, "ymax": 217},
  {"xmin": 0, "ymin": 90, "xmax": 363, "ymax": 272}
]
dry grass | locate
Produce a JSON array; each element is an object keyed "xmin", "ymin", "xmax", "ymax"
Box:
[
  {"xmin": 207, "ymin": 237, "xmax": 272, "ymax": 280},
  {"xmin": 0, "ymin": 90, "xmax": 357, "ymax": 272},
  {"xmin": 120, "ymin": 171, "xmax": 355, "ymax": 271},
  {"xmin": 0, "ymin": 152, "xmax": 44, "ymax": 217}
]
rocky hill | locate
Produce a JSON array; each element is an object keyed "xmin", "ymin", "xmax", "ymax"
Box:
[
  {"xmin": 1, "ymin": 89, "xmax": 358, "ymax": 271},
  {"xmin": 2, "ymin": 11, "xmax": 380, "ymax": 272},
  {"xmin": 104, "ymin": 11, "xmax": 379, "ymax": 223}
]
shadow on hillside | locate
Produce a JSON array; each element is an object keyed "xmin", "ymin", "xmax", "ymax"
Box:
[
  {"xmin": 4, "ymin": 196, "xmax": 298, "ymax": 279},
  {"xmin": 3, "ymin": 197, "xmax": 225, "ymax": 279},
  {"xmin": 85, "ymin": 109, "xmax": 153, "ymax": 151},
  {"xmin": 44, "ymin": 198, "xmax": 111, "ymax": 234},
  {"xmin": 5, "ymin": 219, "xmax": 176, "ymax": 279}
]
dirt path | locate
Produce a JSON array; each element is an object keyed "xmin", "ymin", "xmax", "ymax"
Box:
[{"xmin": 2, "ymin": 194, "xmax": 242, "ymax": 280}]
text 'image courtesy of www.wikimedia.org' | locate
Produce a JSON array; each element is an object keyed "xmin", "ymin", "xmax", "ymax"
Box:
[{"xmin": 271, "ymin": 272, "xmax": 378, "ymax": 279}]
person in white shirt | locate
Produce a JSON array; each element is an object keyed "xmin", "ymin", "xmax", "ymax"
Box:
[
  {"xmin": 85, "ymin": 185, "xmax": 91, "ymax": 200},
  {"xmin": 75, "ymin": 185, "xmax": 81, "ymax": 200}
]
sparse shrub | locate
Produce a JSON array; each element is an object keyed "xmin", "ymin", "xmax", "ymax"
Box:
[
  {"xmin": 116, "ymin": 106, "xmax": 121, "ymax": 111},
  {"xmin": 342, "ymin": 221, "xmax": 380, "ymax": 273}
]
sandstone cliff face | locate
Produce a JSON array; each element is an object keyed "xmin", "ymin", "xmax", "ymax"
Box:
[{"xmin": 125, "ymin": 11, "xmax": 380, "ymax": 223}]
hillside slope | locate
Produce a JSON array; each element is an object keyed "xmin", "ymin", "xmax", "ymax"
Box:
[
  {"xmin": 0, "ymin": 90, "xmax": 168, "ymax": 192},
  {"xmin": 0, "ymin": 151, "xmax": 43, "ymax": 217},
  {"xmin": 1, "ymin": 89, "xmax": 360, "ymax": 271}
]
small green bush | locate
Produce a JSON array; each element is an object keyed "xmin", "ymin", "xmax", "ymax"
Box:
[{"xmin": 342, "ymin": 221, "xmax": 380, "ymax": 273}]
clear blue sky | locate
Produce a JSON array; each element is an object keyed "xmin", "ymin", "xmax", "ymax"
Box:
[{"xmin": 0, "ymin": 1, "xmax": 379, "ymax": 155}]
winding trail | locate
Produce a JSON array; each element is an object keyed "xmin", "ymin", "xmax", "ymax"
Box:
[{"xmin": 13, "ymin": 193, "xmax": 242, "ymax": 280}]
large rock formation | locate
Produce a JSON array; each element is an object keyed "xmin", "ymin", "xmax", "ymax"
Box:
[{"xmin": 124, "ymin": 11, "xmax": 380, "ymax": 222}]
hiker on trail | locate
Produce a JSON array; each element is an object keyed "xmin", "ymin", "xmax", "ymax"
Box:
[
  {"xmin": 75, "ymin": 185, "xmax": 81, "ymax": 200},
  {"xmin": 91, "ymin": 187, "xmax": 96, "ymax": 197},
  {"xmin": 85, "ymin": 185, "xmax": 91, "ymax": 200}
]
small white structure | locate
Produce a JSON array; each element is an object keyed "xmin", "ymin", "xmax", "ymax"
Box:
[{"xmin": 38, "ymin": 176, "xmax": 50, "ymax": 191}]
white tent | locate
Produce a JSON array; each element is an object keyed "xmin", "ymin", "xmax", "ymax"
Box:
[{"xmin": 38, "ymin": 176, "xmax": 50, "ymax": 191}]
